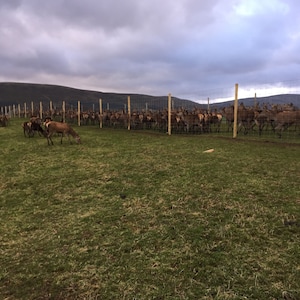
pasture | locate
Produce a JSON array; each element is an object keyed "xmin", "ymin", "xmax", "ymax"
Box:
[{"xmin": 0, "ymin": 118, "xmax": 299, "ymax": 300}]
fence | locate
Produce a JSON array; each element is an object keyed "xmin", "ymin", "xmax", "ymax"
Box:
[{"xmin": 1, "ymin": 82, "xmax": 300, "ymax": 141}]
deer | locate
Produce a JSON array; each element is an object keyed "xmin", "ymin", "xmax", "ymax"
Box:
[{"xmin": 44, "ymin": 120, "xmax": 81, "ymax": 145}]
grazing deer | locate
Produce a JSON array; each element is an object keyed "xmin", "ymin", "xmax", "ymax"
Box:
[{"xmin": 44, "ymin": 121, "xmax": 81, "ymax": 145}]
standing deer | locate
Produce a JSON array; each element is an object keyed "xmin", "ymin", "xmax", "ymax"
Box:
[{"xmin": 44, "ymin": 121, "xmax": 81, "ymax": 145}]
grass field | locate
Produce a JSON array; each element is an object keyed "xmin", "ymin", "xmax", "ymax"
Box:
[{"xmin": 0, "ymin": 119, "xmax": 299, "ymax": 300}]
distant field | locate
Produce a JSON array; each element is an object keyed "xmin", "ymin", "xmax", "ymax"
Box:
[{"xmin": 0, "ymin": 118, "xmax": 299, "ymax": 299}]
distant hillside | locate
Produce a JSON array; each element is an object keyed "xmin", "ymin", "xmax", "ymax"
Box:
[
  {"xmin": 212, "ymin": 94, "xmax": 300, "ymax": 109},
  {"xmin": 0, "ymin": 82, "xmax": 204, "ymax": 111},
  {"xmin": 0, "ymin": 82, "xmax": 299, "ymax": 111}
]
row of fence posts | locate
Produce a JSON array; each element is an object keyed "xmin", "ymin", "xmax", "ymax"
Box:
[
  {"xmin": 1, "ymin": 84, "xmax": 240, "ymax": 137},
  {"xmin": 0, "ymin": 100, "xmax": 75, "ymax": 123}
]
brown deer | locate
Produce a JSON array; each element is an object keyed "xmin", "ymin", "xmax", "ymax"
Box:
[
  {"xmin": 45, "ymin": 121, "xmax": 81, "ymax": 145},
  {"xmin": 274, "ymin": 110, "xmax": 300, "ymax": 138}
]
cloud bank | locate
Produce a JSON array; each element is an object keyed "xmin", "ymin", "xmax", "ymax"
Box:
[{"xmin": 1, "ymin": 0, "xmax": 300, "ymax": 102}]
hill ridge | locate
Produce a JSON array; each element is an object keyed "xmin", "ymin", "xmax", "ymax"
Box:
[{"xmin": 1, "ymin": 82, "xmax": 299, "ymax": 110}]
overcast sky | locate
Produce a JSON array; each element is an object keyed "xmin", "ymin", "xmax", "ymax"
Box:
[{"xmin": 1, "ymin": 0, "xmax": 300, "ymax": 102}]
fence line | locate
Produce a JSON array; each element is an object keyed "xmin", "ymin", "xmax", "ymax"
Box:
[{"xmin": 1, "ymin": 83, "xmax": 300, "ymax": 140}]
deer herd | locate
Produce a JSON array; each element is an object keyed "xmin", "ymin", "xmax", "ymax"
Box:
[{"xmin": 16, "ymin": 101, "xmax": 300, "ymax": 143}]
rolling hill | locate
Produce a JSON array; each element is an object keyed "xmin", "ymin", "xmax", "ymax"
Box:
[
  {"xmin": 0, "ymin": 82, "xmax": 203, "ymax": 111},
  {"xmin": 0, "ymin": 82, "xmax": 299, "ymax": 111}
]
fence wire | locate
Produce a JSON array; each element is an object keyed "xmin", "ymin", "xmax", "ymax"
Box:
[{"xmin": 1, "ymin": 80, "xmax": 300, "ymax": 142}]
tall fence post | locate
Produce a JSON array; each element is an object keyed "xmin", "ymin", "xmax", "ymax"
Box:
[
  {"xmin": 18, "ymin": 104, "xmax": 21, "ymax": 118},
  {"xmin": 168, "ymin": 93, "xmax": 172, "ymax": 135},
  {"xmin": 77, "ymin": 101, "xmax": 81, "ymax": 126},
  {"xmin": 39, "ymin": 101, "xmax": 43, "ymax": 119},
  {"xmin": 207, "ymin": 97, "xmax": 210, "ymax": 113},
  {"xmin": 24, "ymin": 103, "xmax": 27, "ymax": 118},
  {"xmin": 127, "ymin": 96, "xmax": 131, "ymax": 130},
  {"xmin": 99, "ymin": 98, "xmax": 103, "ymax": 128},
  {"xmin": 49, "ymin": 100, "xmax": 53, "ymax": 117},
  {"xmin": 62, "ymin": 101, "xmax": 66, "ymax": 123},
  {"xmin": 233, "ymin": 83, "xmax": 239, "ymax": 138}
]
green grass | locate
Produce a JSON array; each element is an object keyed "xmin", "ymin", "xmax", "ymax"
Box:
[{"xmin": 0, "ymin": 119, "xmax": 300, "ymax": 300}]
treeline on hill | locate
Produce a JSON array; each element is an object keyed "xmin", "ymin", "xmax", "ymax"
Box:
[{"xmin": 0, "ymin": 82, "xmax": 300, "ymax": 111}]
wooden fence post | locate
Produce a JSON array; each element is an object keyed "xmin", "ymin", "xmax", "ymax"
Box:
[
  {"xmin": 127, "ymin": 96, "xmax": 131, "ymax": 130},
  {"xmin": 168, "ymin": 93, "xmax": 172, "ymax": 135},
  {"xmin": 49, "ymin": 100, "xmax": 53, "ymax": 117},
  {"xmin": 233, "ymin": 83, "xmax": 239, "ymax": 138},
  {"xmin": 99, "ymin": 98, "xmax": 103, "ymax": 128},
  {"xmin": 207, "ymin": 97, "xmax": 210, "ymax": 113},
  {"xmin": 31, "ymin": 101, "xmax": 34, "ymax": 116},
  {"xmin": 39, "ymin": 101, "xmax": 43, "ymax": 119},
  {"xmin": 77, "ymin": 101, "xmax": 81, "ymax": 126},
  {"xmin": 18, "ymin": 104, "xmax": 21, "ymax": 118},
  {"xmin": 24, "ymin": 103, "xmax": 27, "ymax": 118},
  {"xmin": 62, "ymin": 101, "xmax": 66, "ymax": 123}
]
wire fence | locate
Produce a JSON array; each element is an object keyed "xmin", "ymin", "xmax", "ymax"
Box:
[{"xmin": 1, "ymin": 81, "xmax": 300, "ymax": 142}]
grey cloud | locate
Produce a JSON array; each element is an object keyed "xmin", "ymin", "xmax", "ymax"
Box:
[{"xmin": 0, "ymin": 0, "xmax": 300, "ymax": 102}]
